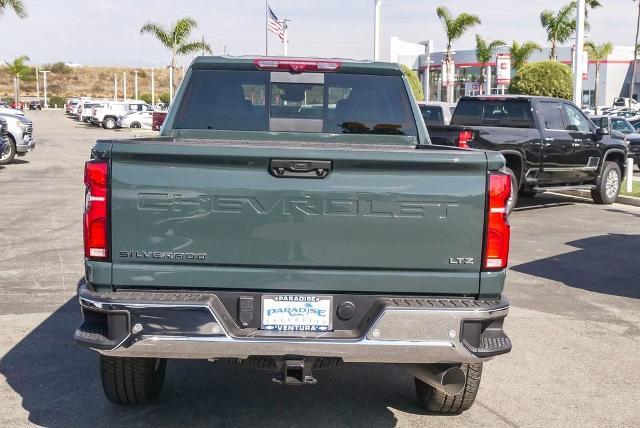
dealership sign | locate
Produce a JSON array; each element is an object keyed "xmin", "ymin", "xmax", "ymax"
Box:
[
  {"xmin": 496, "ymin": 54, "xmax": 511, "ymax": 85},
  {"xmin": 465, "ymin": 81, "xmax": 481, "ymax": 94}
]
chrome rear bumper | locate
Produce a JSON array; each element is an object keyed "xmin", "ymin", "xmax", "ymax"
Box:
[{"xmin": 75, "ymin": 284, "xmax": 511, "ymax": 364}]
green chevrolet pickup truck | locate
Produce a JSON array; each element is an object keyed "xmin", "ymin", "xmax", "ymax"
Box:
[{"xmin": 76, "ymin": 56, "xmax": 512, "ymax": 414}]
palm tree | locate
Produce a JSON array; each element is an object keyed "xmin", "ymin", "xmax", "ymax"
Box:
[
  {"xmin": 510, "ymin": 41, "xmax": 542, "ymax": 71},
  {"xmin": 475, "ymin": 35, "xmax": 505, "ymax": 94},
  {"xmin": 5, "ymin": 55, "xmax": 30, "ymax": 105},
  {"xmin": 585, "ymin": 41, "xmax": 614, "ymax": 113},
  {"xmin": 567, "ymin": 0, "xmax": 602, "ymax": 29},
  {"xmin": 140, "ymin": 17, "xmax": 212, "ymax": 94},
  {"xmin": 0, "ymin": 0, "xmax": 27, "ymax": 17},
  {"xmin": 540, "ymin": 3, "xmax": 576, "ymax": 61},
  {"xmin": 436, "ymin": 6, "xmax": 481, "ymax": 101},
  {"xmin": 585, "ymin": 0, "xmax": 602, "ymax": 14}
]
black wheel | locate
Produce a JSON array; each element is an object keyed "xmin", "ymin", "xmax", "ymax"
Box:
[
  {"xmin": 100, "ymin": 355, "xmax": 167, "ymax": 404},
  {"xmin": 103, "ymin": 117, "xmax": 116, "ymax": 129},
  {"xmin": 415, "ymin": 363, "xmax": 482, "ymax": 414},
  {"xmin": 0, "ymin": 136, "xmax": 17, "ymax": 165},
  {"xmin": 503, "ymin": 166, "xmax": 518, "ymax": 212},
  {"xmin": 130, "ymin": 122, "xmax": 141, "ymax": 129},
  {"xmin": 591, "ymin": 161, "xmax": 621, "ymax": 205}
]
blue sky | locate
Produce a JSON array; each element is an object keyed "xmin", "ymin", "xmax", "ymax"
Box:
[{"xmin": 1, "ymin": 0, "xmax": 637, "ymax": 66}]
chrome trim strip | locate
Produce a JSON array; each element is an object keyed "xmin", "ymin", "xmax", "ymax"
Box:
[
  {"xmin": 99, "ymin": 337, "xmax": 476, "ymax": 363},
  {"xmin": 543, "ymin": 166, "xmax": 597, "ymax": 172}
]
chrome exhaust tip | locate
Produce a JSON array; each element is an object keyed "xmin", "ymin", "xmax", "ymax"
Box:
[{"xmin": 404, "ymin": 364, "xmax": 466, "ymax": 396}]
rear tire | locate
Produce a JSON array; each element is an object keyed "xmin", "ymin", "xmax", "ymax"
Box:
[
  {"xmin": 100, "ymin": 355, "xmax": 167, "ymax": 404},
  {"xmin": 591, "ymin": 161, "xmax": 621, "ymax": 205},
  {"xmin": 131, "ymin": 122, "xmax": 141, "ymax": 128},
  {"xmin": 103, "ymin": 117, "xmax": 116, "ymax": 129},
  {"xmin": 0, "ymin": 136, "xmax": 17, "ymax": 165},
  {"xmin": 415, "ymin": 363, "xmax": 482, "ymax": 414}
]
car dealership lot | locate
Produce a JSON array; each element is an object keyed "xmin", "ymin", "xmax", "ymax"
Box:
[{"xmin": 1, "ymin": 111, "xmax": 639, "ymax": 427}]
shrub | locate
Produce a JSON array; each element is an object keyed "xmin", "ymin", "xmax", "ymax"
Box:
[
  {"xmin": 400, "ymin": 64, "xmax": 424, "ymax": 101},
  {"xmin": 47, "ymin": 62, "xmax": 73, "ymax": 74},
  {"xmin": 159, "ymin": 92, "xmax": 171, "ymax": 104},
  {"xmin": 48, "ymin": 95, "xmax": 66, "ymax": 108},
  {"xmin": 509, "ymin": 61, "xmax": 573, "ymax": 100},
  {"xmin": 139, "ymin": 93, "xmax": 153, "ymax": 104}
]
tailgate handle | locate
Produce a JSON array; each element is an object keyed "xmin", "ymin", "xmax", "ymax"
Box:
[{"xmin": 270, "ymin": 159, "xmax": 332, "ymax": 178}]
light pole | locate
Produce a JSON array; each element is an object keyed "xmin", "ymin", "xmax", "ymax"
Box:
[
  {"xmin": 134, "ymin": 70, "xmax": 139, "ymax": 100},
  {"xmin": 151, "ymin": 68, "xmax": 155, "ymax": 106},
  {"xmin": 419, "ymin": 40, "xmax": 433, "ymax": 101},
  {"xmin": 630, "ymin": 0, "xmax": 640, "ymax": 107},
  {"xmin": 39, "ymin": 71, "xmax": 50, "ymax": 108},
  {"xmin": 123, "ymin": 72, "xmax": 127, "ymax": 102},
  {"xmin": 573, "ymin": 0, "xmax": 586, "ymax": 106},
  {"xmin": 373, "ymin": 0, "xmax": 383, "ymax": 61},
  {"xmin": 114, "ymin": 74, "xmax": 118, "ymax": 101},
  {"xmin": 35, "ymin": 67, "xmax": 40, "ymax": 102}
]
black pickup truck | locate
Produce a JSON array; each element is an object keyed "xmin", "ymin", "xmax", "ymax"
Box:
[{"xmin": 428, "ymin": 96, "xmax": 629, "ymax": 206}]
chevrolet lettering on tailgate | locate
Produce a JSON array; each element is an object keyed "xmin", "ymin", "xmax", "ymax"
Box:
[{"xmin": 137, "ymin": 193, "xmax": 458, "ymax": 219}]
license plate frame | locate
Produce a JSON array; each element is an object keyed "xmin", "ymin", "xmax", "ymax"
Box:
[{"xmin": 261, "ymin": 294, "xmax": 333, "ymax": 332}]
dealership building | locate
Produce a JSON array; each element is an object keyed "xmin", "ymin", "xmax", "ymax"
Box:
[{"xmin": 390, "ymin": 37, "xmax": 638, "ymax": 107}]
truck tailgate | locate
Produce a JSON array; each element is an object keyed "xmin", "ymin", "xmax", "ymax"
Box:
[{"xmin": 109, "ymin": 140, "xmax": 489, "ymax": 295}]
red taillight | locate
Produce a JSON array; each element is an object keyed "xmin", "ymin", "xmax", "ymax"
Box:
[
  {"xmin": 457, "ymin": 130, "xmax": 473, "ymax": 148},
  {"xmin": 254, "ymin": 58, "xmax": 341, "ymax": 72},
  {"xmin": 84, "ymin": 160, "xmax": 109, "ymax": 260},
  {"xmin": 483, "ymin": 172, "xmax": 512, "ymax": 270}
]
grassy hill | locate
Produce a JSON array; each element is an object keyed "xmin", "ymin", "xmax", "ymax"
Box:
[{"xmin": 0, "ymin": 65, "xmax": 174, "ymax": 101}]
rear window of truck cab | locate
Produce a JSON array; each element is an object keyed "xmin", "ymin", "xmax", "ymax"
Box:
[
  {"xmin": 452, "ymin": 99, "xmax": 534, "ymax": 128},
  {"xmin": 172, "ymin": 70, "xmax": 417, "ymax": 136}
]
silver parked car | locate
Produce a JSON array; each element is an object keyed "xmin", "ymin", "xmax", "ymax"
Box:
[
  {"xmin": 117, "ymin": 110, "xmax": 154, "ymax": 129},
  {"xmin": 0, "ymin": 113, "xmax": 35, "ymax": 165}
]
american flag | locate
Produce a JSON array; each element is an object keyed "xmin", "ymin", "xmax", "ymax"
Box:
[{"xmin": 267, "ymin": 5, "xmax": 285, "ymax": 42}]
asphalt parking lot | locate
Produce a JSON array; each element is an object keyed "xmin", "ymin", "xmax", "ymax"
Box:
[{"xmin": 1, "ymin": 110, "xmax": 639, "ymax": 427}]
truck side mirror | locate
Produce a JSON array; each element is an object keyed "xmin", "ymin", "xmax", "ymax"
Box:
[{"xmin": 594, "ymin": 127, "xmax": 608, "ymax": 141}]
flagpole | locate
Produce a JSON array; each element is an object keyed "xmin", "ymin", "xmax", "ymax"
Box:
[
  {"xmin": 265, "ymin": 1, "xmax": 269, "ymax": 56},
  {"xmin": 283, "ymin": 20, "xmax": 289, "ymax": 56}
]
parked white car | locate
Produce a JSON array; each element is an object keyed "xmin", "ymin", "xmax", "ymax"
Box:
[
  {"xmin": 117, "ymin": 110, "xmax": 154, "ymax": 129},
  {"xmin": 77, "ymin": 102, "xmax": 102, "ymax": 122},
  {"xmin": 0, "ymin": 105, "xmax": 25, "ymax": 116},
  {"xmin": 90, "ymin": 101, "xmax": 152, "ymax": 129}
]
